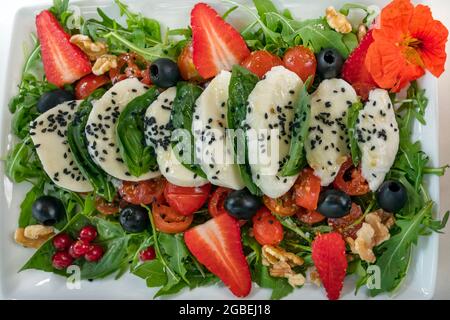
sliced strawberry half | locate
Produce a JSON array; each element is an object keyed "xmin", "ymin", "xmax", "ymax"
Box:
[
  {"xmin": 36, "ymin": 10, "xmax": 91, "ymax": 87},
  {"xmin": 191, "ymin": 3, "xmax": 250, "ymax": 79},
  {"xmin": 311, "ymin": 232, "xmax": 348, "ymax": 300},
  {"xmin": 341, "ymin": 30, "xmax": 378, "ymax": 100},
  {"xmin": 184, "ymin": 214, "xmax": 251, "ymax": 297}
]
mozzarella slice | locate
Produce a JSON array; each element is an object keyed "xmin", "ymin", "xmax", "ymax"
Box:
[
  {"xmin": 145, "ymin": 87, "xmax": 208, "ymax": 187},
  {"xmin": 85, "ymin": 78, "xmax": 160, "ymax": 181},
  {"xmin": 356, "ymin": 89, "xmax": 399, "ymax": 191},
  {"xmin": 245, "ymin": 66, "xmax": 302, "ymax": 198},
  {"xmin": 29, "ymin": 100, "xmax": 93, "ymax": 192},
  {"xmin": 192, "ymin": 71, "xmax": 245, "ymax": 190},
  {"xmin": 305, "ymin": 79, "xmax": 358, "ymax": 186}
]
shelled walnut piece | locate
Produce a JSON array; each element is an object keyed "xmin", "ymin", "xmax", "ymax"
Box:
[
  {"xmin": 70, "ymin": 34, "xmax": 108, "ymax": 61},
  {"xmin": 92, "ymin": 54, "xmax": 118, "ymax": 76},
  {"xmin": 347, "ymin": 210, "xmax": 395, "ymax": 263},
  {"xmin": 14, "ymin": 225, "xmax": 54, "ymax": 249},
  {"xmin": 262, "ymin": 245, "xmax": 305, "ymax": 287},
  {"xmin": 325, "ymin": 6, "xmax": 352, "ymax": 34}
]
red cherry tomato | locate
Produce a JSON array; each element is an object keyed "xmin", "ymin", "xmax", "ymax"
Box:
[
  {"xmin": 164, "ymin": 182, "xmax": 211, "ymax": 216},
  {"xmin": 118, "ymin": 178, "xmax": 166, "ymax": 205},
  {"xmin": 74, "ymin": 73, "xmax": 110, "ymax": 100},
  {"xmin": 263, "ymin": 190, "xmax": 298, "ymax": 217},
  {"xmin": 178, "ymin": 42, "xmax": 204, "ymax": 82},
  {"xmin": 208, "ymin": 187, "xmax": 233, "ymax": 217},
  {"xmin": 333, "ymin": 159, "xmax": 370, "ymax": 196},
  {"xmin": 328, "ymin": 203, "xmax": 363, "ymax": 239},
  {"xmin": 240, "ymin": 50, "xmax": 283, "ymax": 79},
  {"xmin": 293, "ymin": 167, "xmax": 321, "ymax": 211},
  {"xmin": 283, "ymin": 46, "xmax": 317, "ymax": 83},
  {"xmin": 252, "ymin": 207, "xmax": 284, "ymax": 246},
  {"xmin": 296, "ymin": 208, "xmax": 326, "ymax": 225},
  {"xmin": 152, "ymin": 203, "xmax": 194, "ymax": 234}
]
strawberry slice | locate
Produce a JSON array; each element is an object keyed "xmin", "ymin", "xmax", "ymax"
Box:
[
  {"xmin": 341, "ymin": 30, "xmax": 378, "ymax": 100},
  {"xmin": 184, "ymin": 214, "xmax": 251, "ymax": 297},
  {"xmin": 191, "ymin": 3, "xmax": 250, "ymax": 79},
  {"xmin": 311, "ymin": 232, "xmax": 348, "ymax": 300},
  {"xmin": 36, "ymin": 10, "xmax": 91, "ymax": 87}
]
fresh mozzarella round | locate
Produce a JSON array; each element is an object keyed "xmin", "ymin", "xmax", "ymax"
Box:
[
  {"xmin": 245, "ymin": 66, "xmax": 302, "ymax": 198},
  {"xmin": 357, "ymin": 89, "xmax": 399, "ymax": 191},
  {"xmin": 29, "ymin": 100, "xmax": 93, "ymax": 192},
  {"xmin": 85, "ymin": 78, "xmax": 160, "ymax": 181},
  {"xmin": 145, "ymin": 87, "xmax": 208, "ymax": 187},
  {"xmin": 192, "ymin": 71, "xmax": 245, "ymax": 190},
  {"xmin": 305, "ymin": 79, "xmax": 358, "ymax": 186}
]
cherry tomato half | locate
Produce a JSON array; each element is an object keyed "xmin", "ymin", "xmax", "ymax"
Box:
[
  {"xmin": 252, "ymin": 207, "xmax": 284, "ymax": 246},
  {"xmin": 152, "ymin": 203, "xmax": 193, "ymax": 234},
  {"xmin": 109, "ymin": 52, "xmax": 150, "ymax": 84},
  {"xmin": 240, "ymin": 50, "xmax": 283, "ymax": 79},
  {"xmin": 95, "ymin": 196, "xmax": 120, "ymax": 215},
  {"xmin": 177, "ymin": 42, "xmax": 203, "ymax": 82},
  {"xmin": 118, "ymin": 178, "xmax": 166, "ymax": 205},
  {"xmin": 263, "ymin": 191, "xmax": 298, "ymax": 217},
  {"xmin": 293, "ymin": 168, "xmax": 321, "ymax": 211},
  {"xmin": 208, "ymin": 187, "xmax": 233, "ymax": 217},
  {"xmin": 328, "ymin": 202, "xmax": 363, "ymax": 239},
  {"xmin": 283, "ymin": 46, "xmax": 317, "ymax": 83},
  {"xmin": 164, "ymin": 182, "xmax": 211, "ymax": 216},
  {"xmin": 296, "ymin": 207, "xmax": 326, "ymax": 225},
  {"xmin": 74, "ymin": 74, "xmax": 110, "ymax": 100},
  {"xmin": 333, "ymin": 159, "xmax": 370, "ymax": 196}
]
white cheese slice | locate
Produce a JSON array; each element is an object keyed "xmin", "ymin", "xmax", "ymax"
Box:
[
  {"xmin": 29, "ymin": 100, "xmax": 93, "ymax": 192},
  {"xmin": 85, "ymin": 78, "xmax": 160, "ymax": 181},
  {"xmin": 305, "ymin": 79, "xmax": 358, "ymax": 186},
  {"xmin": 245, "ymin": 66, "xmax": 302, "ymax": 198},
  {"xmin": 145, "ymin": 87, "xmax": 208, "ymax": 187},
  {"xmin": 192, "ymin": 71, "xmax": 245, "ymax": 190},
  {"xmin": 357, "ymin": 89, "xmax": 399, "ymax": 191}
]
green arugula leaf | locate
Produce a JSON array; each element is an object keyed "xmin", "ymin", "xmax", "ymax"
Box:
[
  {"xmin": 347, "ymin": 101, "xmax": 363, "ymax": 166},
  {"xmin": 158, "ymin": 233, "xmax": 190, "ymax": 284},
  {"xmin": 280, "ymin": 77, "xmax": 311, "ymax": 176},
  {"xmin": 116, "ymin": 87, "xmax": 159, "ymax": 177},
  {"xmin": 253, "ymin": 0, "xmax": 280, "ymax": 22},
  {"xmin": 5, "ymin": 136, "xmax": 44, "ymax": 183},
  {"xmin": 18, "ymin": 178, "xmax": 45, "ymax": 227},
  {"xmin": 227, "ymin": 65, "xmax": 262, "ymax": 195},
  {"xmin": 253, "ymin": 258, "xmax": 294, "ymax": 300}
]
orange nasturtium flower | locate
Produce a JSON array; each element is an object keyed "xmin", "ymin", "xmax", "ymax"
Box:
[{"xmin": 365, "ymin": 0, "xmax": 448, "ymax": 92}]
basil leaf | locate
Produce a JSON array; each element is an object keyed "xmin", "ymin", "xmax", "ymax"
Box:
[
  {"xmin": 227, "ymin": 65, "xmax": 262, "ymax": 196},
  {"xmin": 170, "ymin": 82, "xmax": 206, "ymax": 178},
  {"xmin": 347, "ymin": 101, "xmax": 363, "ymax": 167},
  {"xmin": 280, "ymin": 77, "xmax": 312, "ymax": 176},
  {"xmin": 116, "ymin": 87, "xmax": 159, "ymax": 177},
  {"xmin": 67, "ymin": 91, "xmax": 116, "ymax": 202}
]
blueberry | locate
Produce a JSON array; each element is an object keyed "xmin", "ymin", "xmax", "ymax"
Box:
[
  {"xmin": 150, "ymin": 58, "xmax": 181, "ymax": 88},
  {"xmin": 316, "ymin": 48, "xmax": 344, "ymax": 79},
  {"xmin": 37, "ymin": 89, "xmax": 75, "ymax": 113},
  {"xmin": 224, "ymin": 189, "xmax": 262, "ymax": 220},
  {"xmin": 317, "ymin": 189, "xmax": 352, "ymax": 218},
  {"xmin": 376, "ymin": 180, "xmax": 407, "ymax": 213},
  {"xmin": 119, "ymin": 205, "xmax": 149, "ymax": 233},
  {"xmin": 32, "ymin": 195, "xmax": 66, "ymax": 226}
]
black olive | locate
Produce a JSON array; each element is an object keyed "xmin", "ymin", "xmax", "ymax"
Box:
[
  {"xmin": 316, "ymin": 48, "xmax": 344, "ymax": 79},
  {"xmin": 149, "ymin": 58, "xmax": 181, "ymax": 88},
  {"xmin": 224, "ymin": 189, "xmax": 262, "ymax": 220},
  {"xmin": 32, "ymin": 195, "xmax": 66, "ymax": 226},
  {"xmin": 37, "ymin": 89, "xmax": 75, "ymax": 113},
  {"xmin": 119, "ymin": 205, "xmax": 149, "ymax": 233},
  {"xmin": 317, "ymin": 189, "xmax": 352, "ymax": 218},
  {"xmin": 376, "ymin": 180, "xmax": 407, "ymax": 213}
]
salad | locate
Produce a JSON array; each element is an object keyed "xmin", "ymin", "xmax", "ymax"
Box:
[{"xmin": 4, "ymin": 0, "xmax": 449, "ymax": 300}]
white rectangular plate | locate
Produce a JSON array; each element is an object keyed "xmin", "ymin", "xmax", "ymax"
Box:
[{"xmin": 0, "ymin": 0, "xmax": 441, "ymax": 299}]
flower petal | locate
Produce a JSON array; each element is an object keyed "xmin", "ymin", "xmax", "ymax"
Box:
[
  {"xmin": 373, "ymin": 0, "xmax": 414, "ymax": 42},
  {"xmin": 409, "ymin": 4, "xmax": 448, "ymax": 77}
]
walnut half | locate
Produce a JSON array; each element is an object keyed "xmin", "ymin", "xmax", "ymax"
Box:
[
  {"xmin": 92, "ymin": 54, "xmax": 118, "ymax": 76},
  {"xmin": 14, "ymin": 226, "xmax": 54, "ymax": 249},
  {"xmin": 326, "ymin": 6, "xmax": 352, "ymax": 34},
  {"xmin": 262, "ymin": 245, "xmax": 305, "ymax": 287},
  {"xmin": 70, "ymin": 34, "xmax": 108, "ymax": 61}
]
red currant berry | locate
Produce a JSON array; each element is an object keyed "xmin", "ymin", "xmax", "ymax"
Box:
[
  {"xmin": 69, "ymin": 240, "xmax": 90, "ymax": 258},
  {"xmin": 85, "ymin": 244, "xmax": 104, "ymax": 262},
  {"xmin": 52, "ymin": 233, "xmax": 73, "ymax": 251},
  {"xmin": 52, "ymin": 251, "xmax": 73, "ymax": 270},
  {"xmin": 139, "ymin": 246, "xmax": 156, "ymax": 261},
  {"xmin": 79, "ymin": 225, "xmax": 98, "ymax": 242}
]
